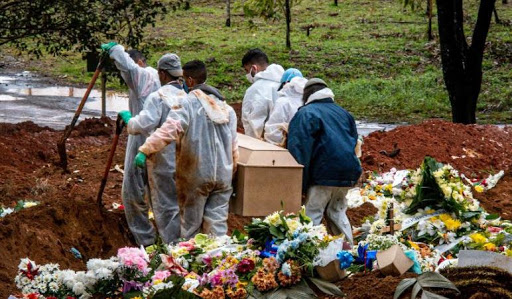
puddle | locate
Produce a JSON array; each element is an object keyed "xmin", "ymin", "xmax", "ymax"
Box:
[
  {"xmin": 0, "ymin": 71, "xmax": 402, "ymax": 134},
  {"xmin": 0, "ymin": 72, "xmax": 128, "ymax": 129}
]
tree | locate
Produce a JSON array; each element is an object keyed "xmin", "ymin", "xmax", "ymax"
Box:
[
  {"xmin": 0, "ymin": 0, "xmax": 167, "ymax": 57},
  {"xmin": 226, "ymin": 0, "xmax": 232, "ymax": 27},
  {"xmin": 241, "ymin": 0, "xmax": 302, "ymax": 49},
  {"xmin": 403, "ymin": 0, "xmax": 435, "ymax": 40},
  {"xmin": 436, "ymin": 0, "xmax": 496, "ymax": 124}
]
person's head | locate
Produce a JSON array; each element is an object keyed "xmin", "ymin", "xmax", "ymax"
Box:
[
  {"xmin": 279, "ymin": 68, "xmax": 303, "ymax": 90},
  {"xmin": 127, "ymin": 49, "xmax": 146, "ymax": 67},
  {"xmin": 182, "ymin": 60, "xmax": 207, "ymax": 89},
  {"xmin": 241, "ymin": 48, "xmax": 269, "ymax": 82},
  {"xmin": 157, "ymin": 53, "xmax": 183, "ymax": 85},
  {"xmin": 302, "ymin": 78, "xmax": 328, "ymax": 104}
]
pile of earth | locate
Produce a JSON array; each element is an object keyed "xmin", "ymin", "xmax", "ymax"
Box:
[{"xmin": 1, "ymin": 117, "xmax": 511, "ymax": 298}]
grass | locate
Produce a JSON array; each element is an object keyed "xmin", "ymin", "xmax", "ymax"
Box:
[{"xmin": 5, "ymin": 0, "xmax": 512, "ymax": 123}]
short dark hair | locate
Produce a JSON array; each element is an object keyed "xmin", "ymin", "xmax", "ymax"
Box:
[
  {"xmin": 127, "ymin": 49, "xmax": 146, "ymax": 64},
  {"xmin": 241, "ymin": 48, "xmax": 269, "ymax": 67},
  {"xmin": 183, "ymin": 60, "xmax": 207, "ymax": 84},
  {"xmin": 302, "ymin": 83, "xmax": 327, "ymax": 103}
]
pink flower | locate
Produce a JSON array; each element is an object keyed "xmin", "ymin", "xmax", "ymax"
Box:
[
  {"xmin": 152, "ymin": 270, "xmax": 171, "ymax": 283},
  {"xmin": 487, "ymin": 226, "xmax": 503, "ymax": 233},
  {"xmin": 178, "ymin": 240, "xmax": 195, "ymax": 251},
  {"xmin": 117, "ymin": 247, "xmax": 149, "ymax": 273}
]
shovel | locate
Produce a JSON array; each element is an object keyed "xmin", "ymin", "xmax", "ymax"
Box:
[
  {"xmin": 97, "ymin": 114, "xmax": 125, "ymax": 208},
  {"xmin": 57, "ymin": 55, "xmax": 105, "ymax": 171}
]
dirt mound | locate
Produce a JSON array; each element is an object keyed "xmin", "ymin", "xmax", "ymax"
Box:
[
  {"xmin": 473, "ymin": 172, "xmax": 512, "ymax": 220},
  {"xmin": 362, "ymin": 120, "xmax": 512, "ymax": 177},
  {"xmin": 347, "ymin": 202, "xmax": 378, "ymax": 227},
  {"xmin": 337, "ymin": 271, "xmax": 417, "ymax": 299},
  {"xmin": 0, "ymin": 199, "xmax": 134, "ymax": 294},
  {"xmin": 71, "ymin": 116, "xmax": 115, "ymax": 137},
  {"xmin": 0, "ymin": 121, "xmax": 54, "ymax": 135}
]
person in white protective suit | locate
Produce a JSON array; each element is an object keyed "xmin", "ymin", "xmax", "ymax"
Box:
[
  {"xmin": 118, "ymin": 53, "xmax": 187, "ymax": 244},
  {"xmin": 263, "ymin": 68, "xmax": 307, "ymax": 147},
  {"xmin": 241, "ymin": 48, "xmax": 284, "ymax": 139},
  {"xmin": 134, "ymin": 60, "xmax": 239, "ymax": 239},
  {"xmin": 101, "ymin": 42, "xmax": 160, "ymax": 246}
]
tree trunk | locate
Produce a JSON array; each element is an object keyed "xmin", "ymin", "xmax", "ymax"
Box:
[
  {"xmin": 226, "ymin": 0, "xmax": 231, "ymax": 27},
  {"xmin": 334, "ymin": 0, "xmax": 338, "ymax": 6},
  {"xmin": 285, "ymin": 0, "xmax": 291, "ymax": 49},
  {"xmin": 493, "ymin": 7, "xmax": 501, "ymax": 23},
  {"xmin": 427, "ymin": 0, "xmax": 433, "ymax": 40},
  {"xmin": 435, "ymin": 0, "xmax": 495, "ymax": 124},
  {"xmin": 503, "ymin": 0, "xmax": 507, "ymax": 4}
]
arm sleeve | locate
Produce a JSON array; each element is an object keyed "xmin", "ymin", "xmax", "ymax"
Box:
[
  {"xmin": 138, "ymin": 102, "xmax": 191, "ymax": 156},
  {"xmin": 242, "ymin": 87, "xmax": 271, "ymax": 139},
  {"xmin": 127, "ymin": 93, "xmax": 162, "ymax": 136},
  {"xmin": 264, "ymin": 101, "xmax": 290, "ymax": 147},
  {"xmin": 287, "ymin": 111, "xmax": 319, "ymax": 193},
  {"xmin": 229, "ymin": 108, "xmax": 239, "ymax": 173},
  {"xmin": 109, "ymin": 44, "xmax": 157, "ymax": 100}
]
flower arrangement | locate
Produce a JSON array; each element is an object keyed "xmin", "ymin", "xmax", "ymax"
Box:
[
  {"xmin": 1, "ymin": 200, "xmax": 39, "ymax": 218},
  {"xmin": 14, "ymin": 208, "xmax": 344, "ymax": 299},
  {"xmin": 347, "ymin": 157, "xmax": 510, "ymax": 274}
]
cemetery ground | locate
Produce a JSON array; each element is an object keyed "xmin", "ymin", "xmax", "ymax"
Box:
[{"xmin": 1, "ymin": 116, "xmax": 511, "ymax": 297}]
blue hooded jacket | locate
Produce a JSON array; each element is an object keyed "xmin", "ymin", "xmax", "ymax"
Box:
[{"xmin": 287, "ymin": 88, "xmax": 362, "ymax": 193}]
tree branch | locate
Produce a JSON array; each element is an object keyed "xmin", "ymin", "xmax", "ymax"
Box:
[{"xmin": 470, "ymin": 0, "xmax": 496, "ymax": 56}]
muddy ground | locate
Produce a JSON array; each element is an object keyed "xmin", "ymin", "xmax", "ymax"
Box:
[{"xmin": 1, "ymin": 118, "xmax": 511, "ymax": 297}]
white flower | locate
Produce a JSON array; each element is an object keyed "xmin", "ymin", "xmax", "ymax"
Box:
[{"xmin": 73, "ymin": 281, "xmax": 86, "ymax": 295}]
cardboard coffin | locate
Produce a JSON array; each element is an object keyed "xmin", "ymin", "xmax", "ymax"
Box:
[{"xmin": 231, "ymin": 133, "xmax": 303, "ymax": 216}]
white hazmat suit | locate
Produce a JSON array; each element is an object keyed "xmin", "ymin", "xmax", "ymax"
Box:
[
  {"xmin": 241, "ymin": 64, "xmax": 284, "ymax": 139},
  {"xmin": 263, "ymin": 76, "xmax": 307, "ymax": 147},
  {"xmin": 108, "ymin": 45, "xmax": 160, "ymax": 246},
  {"xmin": 139, "ymin": 89, "xmax": 239, "ymax": 239},
  {"xmin": 127, "ymin": 83, "xmax": 188, "ymax": 243}
]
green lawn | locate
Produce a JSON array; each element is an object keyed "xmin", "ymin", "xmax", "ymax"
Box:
[{"xmin": 9, "ymin": 0, "xmax": 512, "ymax": 123}]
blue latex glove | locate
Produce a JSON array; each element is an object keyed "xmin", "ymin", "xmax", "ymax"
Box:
[
  {"xmin": 100, "ymin": 41, "xmax": 118, "ymax": 53},
  {"xmin": 134, "ymin": 152, "xmax": 147, "ymax": 168},
  {"xmin": 118, "ymin": 110, "xmax": 132, "ymax": 124}
]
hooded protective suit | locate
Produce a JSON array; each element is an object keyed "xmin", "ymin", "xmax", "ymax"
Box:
[
  {"xmin": 263, "ymin": 77, "xmax": 307, "ymax": 147},
  {"xmin": 139, "ymin": 88, "xmax": 238, "ymax": 239},
  {"xmin": 242, "ymin": 64, "xmax": 284, "ymax": 139},
  {"xmin": 126, "ymin": 83, "xmax": 188, "ymax": 244},
  {"xmin": 109, "ymin": 45, "xmax": 160, "ymax": 246}
]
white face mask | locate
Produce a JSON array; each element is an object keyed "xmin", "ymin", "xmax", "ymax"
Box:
[{"xmin": 245, "ymin": 65, "xmax": 257, "ymax": 83}]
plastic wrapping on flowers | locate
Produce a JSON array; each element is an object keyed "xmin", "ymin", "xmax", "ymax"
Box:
[
  {"xmin": 346, "ymin": 156, "xmax": 511, "ymax": 274},
  {"xmin": 13, "ymin": 207, "xmax": 345, "ymax": 299}
]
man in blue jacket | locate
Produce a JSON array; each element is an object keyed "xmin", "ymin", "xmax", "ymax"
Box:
[{"xmin": 287, "ymin": 78, "xmax": 361, "ymax": 244}]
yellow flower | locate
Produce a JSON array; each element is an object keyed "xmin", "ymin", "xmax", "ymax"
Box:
[
  {"xmin": 368, "ymin": 195, "xmax": 376, "ymax": 200},
  {"xmin": 474, "ymin": 185, "xmax": 484, "ymax": 193},
  {"xmin": 148, "ymin": 210, "xmax": 154, "ymax": 220},
  {"xmin": 439, "ymin": 214, "xmax": 461, "ymax": 231},
  {"xmin": 384, "ymin": 184, "xmax": 393, "ymax": 192},
  {"xmin": 505, "ymin": 249, "xmax": 512, "ymax": 257},
  {"xmin": 286, "ymin": 219, "xmax": 300, "ymax": 233},
  {"xmin": 375, "ymin": 185, "xmax": 382, "ymax": 192},
  {"xmin": 469, "ymin": 233, "xmax": 487, "ymax": 244},
  {"xmin": 483, "ymin": 243, "xmax": 496, "ymax": 251},
  {"xmin": 408, "ymin": 241, "xmax": 420, "ymax": 251},
  {"xmin": 264, "ymin": 212, "xmax": 281, "ymax": 226},
  {"xmin": 23, "ymin": 201, "xmax": 38, "ymax": 208},
  {"xmin": 153, "ymin": 279, "xmax": 162, "ymax": 285}
]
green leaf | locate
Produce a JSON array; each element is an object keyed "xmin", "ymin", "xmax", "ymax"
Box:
[
  {"xmin": 417, "ymin": 272, "xmax": 458, "ymax": 292},
  {"xmin": 485, "ymin": 214, "xmax": 500, "ymax": 220},
  {"xmin": 270, "ymin": 225, "xmax": 285, "ymax": 239},
  {"xmin": 420, "ymin": 290, "xmax": 450, "ymax": 299},
  {"xmin": 308, "ymin": 277, "xmax": 344, "ymax": 296},
  {"xmin": 411, "ymin": 282, "xmax": 421, "ymax": 299},
  {"xmin": 394, "ymin": 278, "xmax": 417, "ymax": 299}
]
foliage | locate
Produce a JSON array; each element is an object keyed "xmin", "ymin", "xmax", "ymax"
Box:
[
  {"xmin": 240, "ymin": 0, "xmax": 301, "ymax": 19},
  {"xmin": 394, "ymin": 272, "xmax": 459, "ymax": 299},
  {"xmin": 0, "ymin": 0, "xmax": 167, "ymax": 57}
]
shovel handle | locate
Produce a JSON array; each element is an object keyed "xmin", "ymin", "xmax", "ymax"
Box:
[
  {"xmin": 97, "ymin": 115, "xmax": 125, "ymax": 207},
  {"xmin": 58, "ymin": 55, "xmax": 106, "ymax": 171}
]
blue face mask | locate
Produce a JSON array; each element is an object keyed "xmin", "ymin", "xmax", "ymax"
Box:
[{"xmin": 182, "ymin": 80, "xmax": 189, "ymax": 93}]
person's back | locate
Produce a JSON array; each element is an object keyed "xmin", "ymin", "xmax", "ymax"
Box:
[
  {"xmin": 287, "ymin": 78, "xmax": 361, "ymax": 244},
  {"xmin": 241, "ymin": 48, "xmax": 284, "ymax": 139},
  {"xmin": 136, "ymin": 60, "xmax": 238, "ymax": 239},
  {"xmin": 264, "ymin": 74, "xmax": 307, "ymax": 146}
]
